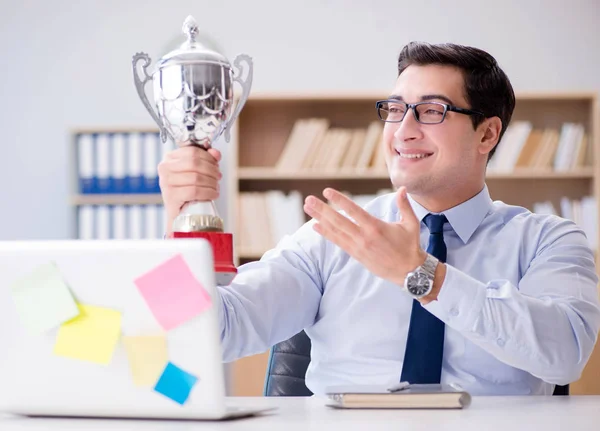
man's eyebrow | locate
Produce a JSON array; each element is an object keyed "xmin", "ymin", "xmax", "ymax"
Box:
[
  {"xmin": 420, "ymin": 94, "xmax": 455, "ymax": 105},
  {"xmin": 388, "ymin": 94, "xmax": 404, "ymax": 101},
  {"xmin": 387, "ymin": 94, "xmax": 456, "ymax": 105}
]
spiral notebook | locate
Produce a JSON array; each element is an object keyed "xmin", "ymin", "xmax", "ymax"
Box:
[{"xmin": 325, "ymin": 383, "xmax": 471, "ymax": 409}]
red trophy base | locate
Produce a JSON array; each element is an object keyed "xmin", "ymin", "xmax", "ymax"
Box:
[{"xmin": 173, "ymin": 231, "xmax": 237, "ymax": 286}]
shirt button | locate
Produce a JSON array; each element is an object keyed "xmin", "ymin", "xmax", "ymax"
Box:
[
  {"xmin": 497, "ymin": 338, "xmax": 505, "ymax": 347},
  {"xmin": 449, "ymin": 308, "xmax": 459, "ymax": 317}
]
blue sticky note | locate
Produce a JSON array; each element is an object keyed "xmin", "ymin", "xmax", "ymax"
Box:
[{"xmin": 153, "ymin": 362, "xmax": 198, "ymax": 405}]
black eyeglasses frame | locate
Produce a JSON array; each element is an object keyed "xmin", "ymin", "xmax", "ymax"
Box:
[{"xmin": 375, "ymin": 100, "xmax": 486, "ymax": 124}]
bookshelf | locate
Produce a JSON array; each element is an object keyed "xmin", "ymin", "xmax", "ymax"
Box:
[
  {"xmin": 71, "ymin": 194, "xmax": 163, "ymax": 206},
  {"xmin": 228, "ymin": 92, "xmax": 600, "ymax": 397},
  {"xmin": 237, "ymin": 167, "xmax": 596, "ymax": 180},
  {"xmin": 69, "ymin": 128, "xmax": 167, "ymax": 240}
]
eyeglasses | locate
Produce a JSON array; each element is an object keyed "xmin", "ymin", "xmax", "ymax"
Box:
[{"xmin": 375, "ymin": 100, "xmax": 485, "ymax": 124}]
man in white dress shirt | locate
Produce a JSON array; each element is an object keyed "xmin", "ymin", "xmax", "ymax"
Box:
[{"xmin": 157, "ymin": 41, "xmax": 600, "ymax": 396}]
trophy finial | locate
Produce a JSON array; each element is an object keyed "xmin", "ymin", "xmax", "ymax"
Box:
[{"xmin": 182, "ymin": 15, "xmax": 199, "ymax": 43}]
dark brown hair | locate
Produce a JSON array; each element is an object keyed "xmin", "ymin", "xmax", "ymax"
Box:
[{"xmin": 397, "ymin": 42, "xmax": 515, "ymax": 160}]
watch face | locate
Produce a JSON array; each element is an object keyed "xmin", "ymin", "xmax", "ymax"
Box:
[{"xmin": 406, "ymin": 272, "xmax": 432, "ymax": 297}]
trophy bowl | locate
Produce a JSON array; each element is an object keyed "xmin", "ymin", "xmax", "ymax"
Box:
[{"xmin": 132, "ymin": 15, "xmax": 253, "ymax": 285}]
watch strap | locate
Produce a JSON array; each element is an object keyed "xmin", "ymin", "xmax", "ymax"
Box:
[{"xmin": 420, "ymin": 253, "xmax": 439, "ymax": 279}]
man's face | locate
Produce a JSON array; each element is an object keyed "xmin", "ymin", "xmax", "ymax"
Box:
[{"xmin": 382, "ymin": 64, "xmax": 488, "ymax": 198}]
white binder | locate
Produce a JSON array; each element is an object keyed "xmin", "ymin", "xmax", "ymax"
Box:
[
  {"xmin": 77, "ymin": 205, "xmax": 94, "ymax": 240},
  {"xmin": 112, "ymin": 205, "xmax": 127, "ymax": 239},
  {"xmin": 95, "ymin": 205, "xmax": 110, "ymax": 240},
  {"xmin": 77, "ymin": 134, "xmax": 95, "ymax": 194},
  {"xmin": 144, "ymin": 205, "xmax": 159, "ymax": 239},
  {"xmin": 127, "ymin": 133, "xmax": 143, "ymax": 193},
  {"xmin": 143, "ymin": 133, "xmax": 160, "ymax": 193},
  {"xmin": 111, "ymin": 133, "xmax": 127, "ymax": 193},
  {"xmin": 128, "ymin": 205, "xmax": 143, "ymax": 239},
  {"xmin": 95, "ymin": 134, "xmax": 111, "ymax": 194}
]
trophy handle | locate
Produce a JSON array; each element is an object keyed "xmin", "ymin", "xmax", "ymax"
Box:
[
  {"xmin": 224, "ymin": 54, "xmax": 254, "ymax": 143},
  {"xmin": 132, "ymin": 52, "xmax": 169, "ymax": 144}
]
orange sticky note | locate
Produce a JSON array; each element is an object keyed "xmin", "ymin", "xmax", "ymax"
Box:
[
  {"xmin": 123, "ymin": 334, "xmax": 168, "ymax": 387},
  {"xmin": 53, "ymin": 304, "xmax": 121, "ymax": 365},
  {"xmin": 134, "ymin": 254, "xmax": 212, "ymax": 331}
]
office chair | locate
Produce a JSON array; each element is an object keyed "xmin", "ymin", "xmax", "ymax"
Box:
[
  {"xmin": 263, "ymin": 330, "xmax": 313, "ymax": 396},
  {"xmin": 262, "ymin": 331, "xmax": 569, "ymax": 396},
  {"xmin": 553, "ymin": 384, "xmax": 569, "ymax": 396}
]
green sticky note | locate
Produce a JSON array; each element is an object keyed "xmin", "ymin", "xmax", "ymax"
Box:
[
  {"xmin": 54, "ymin": 304, "xmax": 122, "ymax": 365},
  {"xmin": 10, "ymin": 262, "xmax": 80, "ymax": 334}
]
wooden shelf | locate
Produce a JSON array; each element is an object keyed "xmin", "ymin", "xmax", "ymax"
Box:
[
  {"xmin": 246, "ymin": 91, "xmax": 598, "ymax": 102},
  {"xmin": 71, "ymin": 127, "xmax": 160, "ymax": 135},
  {"xmin": 512, "ymin": 91, "xmax": 597, "ymax": 101},
  {"xmin": 239, "ymin": 168, "xmax": 389, "ymax": 180},
  {"xmin": 486, "ymin": 168, "xmax": 595, "ymax": 179},
  {"xmin": 238, "ymin": 167, "xmax": 595, "ymax": 181},
  {"xmin": 71, "ymin": 194, "xmax": 163, "ymax": 205}
]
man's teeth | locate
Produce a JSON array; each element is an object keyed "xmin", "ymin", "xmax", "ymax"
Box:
[{"xmin": 397, "ymin": 152, "xmax": 432, "ymax": 159}]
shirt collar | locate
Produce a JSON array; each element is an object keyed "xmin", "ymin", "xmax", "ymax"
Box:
[{"xmin": 406, "ymin": 185, "xmax": 493, "ymax": 244}]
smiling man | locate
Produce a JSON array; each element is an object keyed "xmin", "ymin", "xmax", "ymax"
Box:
[{"xmin": 158, "ymin": 42, "xmax": 600, "ymax": 396}]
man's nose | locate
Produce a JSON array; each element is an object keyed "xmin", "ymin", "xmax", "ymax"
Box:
[{"xmin": 394, "ymin": 108, "xmax": 423, "ymax": 142}]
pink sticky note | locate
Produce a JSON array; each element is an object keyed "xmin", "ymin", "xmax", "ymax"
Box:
[{"xmin": 134, "ymin": 254, "xmax": 212, "ymax": 330}]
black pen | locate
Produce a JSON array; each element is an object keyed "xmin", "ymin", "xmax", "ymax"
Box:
[{"xmin": 387, "ymin": 381, "xmax": 411, "ymax": 392}]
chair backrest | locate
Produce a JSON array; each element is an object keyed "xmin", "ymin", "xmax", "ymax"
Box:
[
  {"xmin": 263, "ymin": 330, "xmax": 313, "ymax": 396},
  {"xmin": 553, "ymin": 384, "xmax": 569, "ymax": 396},
  {"xmin": 262, "ymin": 331, "xmax": 569, "ymax": 397}
]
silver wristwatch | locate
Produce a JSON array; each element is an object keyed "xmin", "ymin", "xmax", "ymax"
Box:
[{"xmin": 404, "ymin": 253, "xmax": 439, "ymax": 298}]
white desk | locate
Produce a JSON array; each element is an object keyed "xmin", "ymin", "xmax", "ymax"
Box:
[{"xmin": 0, "ymin": 396, "xmax": 598, "ymax": 431}]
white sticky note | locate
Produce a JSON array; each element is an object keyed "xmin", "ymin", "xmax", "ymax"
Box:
[{"xmin": 10, "ymin": 263, "xmax": 80, "ymax": 334}]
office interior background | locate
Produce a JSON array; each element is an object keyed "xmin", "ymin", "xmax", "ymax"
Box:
[{"xmin": 1, "ymin": 0, "xmax": 599, "ymax": 396}]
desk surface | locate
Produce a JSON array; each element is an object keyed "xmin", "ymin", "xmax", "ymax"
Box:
[{"xmin": 1, "ymin": 396, "xmax": 599, "ymax": 431}]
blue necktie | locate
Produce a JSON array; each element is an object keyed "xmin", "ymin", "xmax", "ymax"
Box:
[{"xmin": 400, "ymin": 213, "xmax": 447, "ymax": 384}]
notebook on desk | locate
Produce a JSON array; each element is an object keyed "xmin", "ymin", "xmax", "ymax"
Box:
[{"xmin": 325, "ymin": 383, "xmax": 471, "ymax": 409}]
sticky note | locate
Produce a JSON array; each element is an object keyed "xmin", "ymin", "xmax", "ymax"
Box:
[
  {"xmin": 153, "ymin": 362, "xmax": 198, "ymax": 405},
  {"xmin": 10, "ymin": 262, "xmax": 79, "ymax": 334},
  {"xmin": 53, "ymin": 304, "xmax": 121, "ymax": 365},
  {"xmin": 123, "ymin": 334, "xmax": 168, "ymax": 387},
  {"xmin": 133, "ymin": 254, "xmax": 212, "ymax": 331}
]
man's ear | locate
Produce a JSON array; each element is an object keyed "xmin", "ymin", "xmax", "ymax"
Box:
[{"xmin": 478, "ymin": 117, "xmax": 502, "ymax": 156}]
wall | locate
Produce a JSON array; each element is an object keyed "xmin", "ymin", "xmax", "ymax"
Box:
[{"xmin": 0, "ymin": 0, "xmax": 598, "ymax": 238}]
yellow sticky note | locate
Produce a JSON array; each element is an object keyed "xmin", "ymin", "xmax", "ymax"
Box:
[
  {"xmin": 123, "ymin": 335, "xmax": 168, "ymax": 387},
  {"xmin": 53, "ymin": 304, "xmax": 121, "ymax": 365}
]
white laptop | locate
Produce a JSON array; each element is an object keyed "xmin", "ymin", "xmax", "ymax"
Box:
[{"xmin": 0, "ymin": 238, "xmax": 274, "ymax": 420}]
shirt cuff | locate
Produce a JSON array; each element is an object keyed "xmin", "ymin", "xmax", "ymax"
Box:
[{"xmin": 423, "ymin": 263, "xmax": 486, "ymax": 332}]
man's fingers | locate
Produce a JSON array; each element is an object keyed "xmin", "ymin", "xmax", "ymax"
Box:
[
  {"xmin": 207, "ymin": 148, "xmax": 222, "ymax": 162},
  {"xmin": 304, "ymin": 195, "xmax": 361, "ymax": 238},
  {"xmin": 312, "ymin": 220, "xmax": 354, "ymax": 251},
  {"xmin": 395, "ymin": 186, "xmax": 419, "ymax": 228},
  {"xmin": 323, "ymin": 188, "xmax": 375, "ymax": 226},
  {"xmin": 159, "ymin": 171, "xmax": 220, "ymax": 187},
  {"xmin": 159, "ymin": 157, "xmax": 222, "ymax": 181}
]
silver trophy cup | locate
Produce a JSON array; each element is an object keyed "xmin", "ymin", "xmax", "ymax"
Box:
[{"xmin": 132, "ymin": 15, "xmax": 253, "ymax": 284}]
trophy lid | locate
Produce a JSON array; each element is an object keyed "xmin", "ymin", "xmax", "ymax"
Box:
[{"xmin": 156, "ymin": 16, "xmax": 230, "ymax": 70}]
